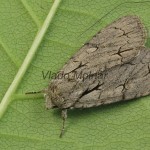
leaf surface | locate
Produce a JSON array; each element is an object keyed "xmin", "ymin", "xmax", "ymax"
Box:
[{"xmin": 0, "ymin": 0, "xmax": 150, "ymax": 149}]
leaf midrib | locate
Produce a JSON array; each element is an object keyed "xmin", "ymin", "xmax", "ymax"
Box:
[{"xmin": 0, "ymin": 0, "xmax": 62, "ymax": 119}]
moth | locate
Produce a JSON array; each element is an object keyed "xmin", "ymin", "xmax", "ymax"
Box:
[{"xmin": 26, "ymin": 16, "xmax": 150, "ymax": 137}]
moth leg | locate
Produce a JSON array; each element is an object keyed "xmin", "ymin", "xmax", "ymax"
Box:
[{"xmin": 60, "ymin": 109, "xmax": 67, "ymax": 138}]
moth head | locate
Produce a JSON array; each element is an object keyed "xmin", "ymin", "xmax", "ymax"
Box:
[
  {"xmin": 44, "ymin": 83, "xmax": 64, "ymax": 109},
  {"xmin": 44, "ymin": 83, "xmax": 59, "ymax": 109},
  {"xmin": 44, "ymin": 95, "xmax": 58, "ymax": 109}
]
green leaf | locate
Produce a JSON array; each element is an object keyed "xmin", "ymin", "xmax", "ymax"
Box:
[{"xmin": 0, "ymin": 0, "xmax": 150, "ymax": 149}]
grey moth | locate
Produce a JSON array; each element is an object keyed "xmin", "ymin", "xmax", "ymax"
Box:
[{"xmin": 27, "ymin": 16, "xmax": 150, "ymax": 137}]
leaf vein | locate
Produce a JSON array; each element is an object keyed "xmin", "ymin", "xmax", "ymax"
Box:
[{"xmin": 20, "ymin": 0, "xmax": 41, "ymax": 28}]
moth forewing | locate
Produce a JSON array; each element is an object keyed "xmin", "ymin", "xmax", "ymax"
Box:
[
  {"xmin": 45, "ymin": 15, "xmax": 147, "ymax": 109},
  {"xmin": 41, "ymin": 16, "xmax": 149, "ymax": 137}
]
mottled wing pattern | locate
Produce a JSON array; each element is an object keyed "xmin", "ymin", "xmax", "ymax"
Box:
[
  {"xmin": 46, "ymin": 16, "xmax": 149, "ymax": 109},
  {"xmin": 61, "ymin": 16, "xmax": 147, "ymax": 74},
  {"xmin": 73, "ymin": 48, "xmax": 150, "ymax": 108}
]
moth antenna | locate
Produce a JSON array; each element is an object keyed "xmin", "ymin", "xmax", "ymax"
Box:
[
  {"xmin": 25, "ymin": 89, "xmax": 46, "ymax": 95},
  {"xmin": 78, "ymin": 1, "xmax": 148, "ymax": 38},
  {"xmin": 60, "ymin": 109, "xmax": 67, "ymax": 138}
]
